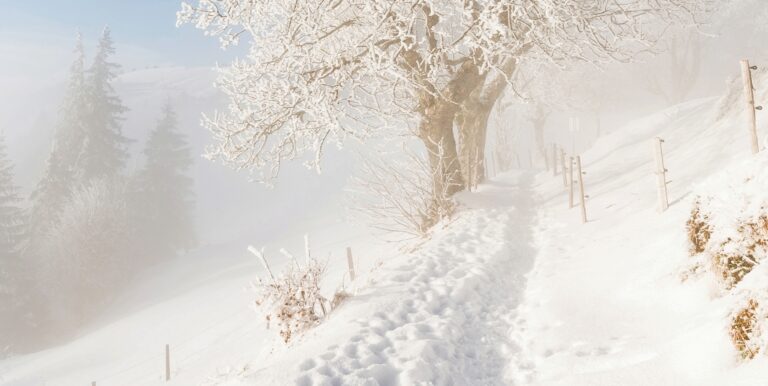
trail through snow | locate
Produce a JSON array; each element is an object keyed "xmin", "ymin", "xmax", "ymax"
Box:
[{"xmin": 238, "ymin": 172, "xmax": 539, "ymax": 386}]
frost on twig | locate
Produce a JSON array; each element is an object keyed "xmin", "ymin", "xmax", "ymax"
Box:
[
  {"xmin": 349, "ymin": 140, "xmax": 457, "ymax": 241},
  {"xmin": 249, "ymin": 247, "xmax": 349, "ymax": 343}
]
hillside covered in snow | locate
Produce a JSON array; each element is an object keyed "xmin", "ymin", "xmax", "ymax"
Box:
[{"xmin": 3, "ymin": 59, "xmax": 768, "ymax": 386}]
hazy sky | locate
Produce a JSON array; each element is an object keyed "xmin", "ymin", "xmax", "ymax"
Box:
[
  {"xmin": 0, "ymin": 0, "xmax": 243, "ymax": 104},
  {"xmin": 0, "ymin": 0, "xmax": 232, "ymax": 66}
]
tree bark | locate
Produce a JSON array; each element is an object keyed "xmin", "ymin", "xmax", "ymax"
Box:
[
  {"xmin": 457, "ymin": 58, "xmax": 521, "ymax": 186},
  {"xmin": 417, "ymin": 60, "xmax": 483, "ymax": 196}
]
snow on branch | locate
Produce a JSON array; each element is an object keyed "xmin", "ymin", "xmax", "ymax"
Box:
[
  {"xmin": 349, "ymin": 139, "xmax": 457, "ymax": 240},
  {"xmin": 178, "ymin": 0, "xmax": 712, "ymax": 183}
]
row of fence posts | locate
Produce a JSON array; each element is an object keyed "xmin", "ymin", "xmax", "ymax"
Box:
[
  {"xmin": 90, "ymin": 239, "xmax": 359, "ymax": 385},
  {"xmin": 88, "ymin": 59, "xmax": 763, "ymax": 386},
  {"xmin": 546, "ymin": 58, "xmax": 762, "ymax": 223},
  {"xmin": 547, "ymin": 146, "xmax": 589, "ymax": 223}
]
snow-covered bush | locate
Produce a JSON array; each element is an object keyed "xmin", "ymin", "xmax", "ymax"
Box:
[
  {"xmin": 730, "ymin": 298, "xmax": 763, "ymax": 360},
  {"xmin": 39, "ymin": 178, "xmax": 134, "ymax": 328},
  {"xmin": 251, "ymin": 248, "xmax": 348, "ymax": 344},
  {"xmin": 684, "ymin": 157, "xmax": 768, "ymax": 289},
  {"xmin": 256, "ymin": 260, "xmax": 327, "ymax": 343},
  {"xmin": 684, "ymin": 156, "xmax": 768, "ymax": 360},
  {"xmin": 350, "ymin": 142, "xmax": 457, "ymax": 240},
  {"xmin": 686, "ymin": 197, "xmax": 712, "ymax": 255},
  {"xmin": 711, "ymin": 213, "xmax": 768, "ymax": 289}
]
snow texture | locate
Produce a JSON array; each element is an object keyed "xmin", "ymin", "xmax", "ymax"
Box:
[{"xmin": 4, "ymin": 66, "xmax": 768, "ymax": 385}]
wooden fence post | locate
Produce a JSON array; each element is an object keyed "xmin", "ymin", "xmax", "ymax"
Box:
[
  {"xmin": 346, "ymin": 247, "xmax": 356, "ymax": 282},
  {"xmin": 576, "ymin": 156, "xmax": 587, "ymax": 223},
  {"xmin": 552, "ymin": 144, "xmax": 558, "ymax": 176},
  {"xmin": 568, "ymin": 156, "xmax": 575, "ymax": 208},
  {"xmin": 165, "ymin": 344, "xmax": 171, "ymax": 382},
  {"xmin": 560, "ymin": 149, "xmax": 567, "ymax": 188},
  {"xmin": 740, "ymin": 59, "xmax": 761, "ymax": 154},
  {"xmin": 653, "ymin": 137, "xmax": 669, "ymax": 212}
]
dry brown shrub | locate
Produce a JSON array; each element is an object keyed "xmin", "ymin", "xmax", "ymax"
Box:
[
  {"xmin": 686, "ymin": 198, "xmax": 712, "ymax": 255},
  {"xmin": 730, "ymin": 299, "xmax": 761, "ymax": 360},
  {"xmin": 712, "ymin": 214, "xmax": 768, "ymax": 289},
  {"xmin": 256, "ymin": 260, "xmax": 328, "ymax": 343}
]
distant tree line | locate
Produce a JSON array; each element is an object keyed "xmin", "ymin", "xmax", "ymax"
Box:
[{"xmin": 0, "ymin": 28, "xmax": 196, "ymax": 355}]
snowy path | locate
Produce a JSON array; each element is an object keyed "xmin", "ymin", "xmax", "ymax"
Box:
[{"xmin": 244, "ymin": 172, "xmax": 539, "ymax": 385}]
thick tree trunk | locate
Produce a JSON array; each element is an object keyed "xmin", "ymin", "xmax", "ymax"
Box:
[
  {"xmin": 457, "ymin": 102, "xmax": 492, "ymax": 186},
  {"xmin": 419, "ymin": 109, "xmax": 465, "ymax": 196},
  {"xmin": 416, "ymin": 61, "xmax": 483, "ymax": 196},
  {"xmin": 457, "ymin": 59, "xmax": 521, "ymax": 187}
]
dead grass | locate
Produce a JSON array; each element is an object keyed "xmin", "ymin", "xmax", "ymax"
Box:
[
  {"xmin": 686, "ymin": 198, "xmax": 712, "ymax": 255},
  {"xmin": 256, "ymin": 260, "xmax": 328, "ymax": 344},
  {"xmin": 711, "ymin": 214, "xmax": 768, "ymax": 289},
  {"xmin": 730, "ymin": 299, "xmax": 761, "ymax": 360}
]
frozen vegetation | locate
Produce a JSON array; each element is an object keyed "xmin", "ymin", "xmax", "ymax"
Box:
[{"xmin": 2, "ymin": 0, "xmax": 768, "ymax": 385}]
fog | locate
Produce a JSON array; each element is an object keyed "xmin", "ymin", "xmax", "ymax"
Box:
[{"xmin": 0, "ymin": 0, "xmax": 766, "ymax": 369}]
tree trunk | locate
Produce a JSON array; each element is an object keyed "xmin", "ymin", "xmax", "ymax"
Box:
[
  {"xmin": 416, "ymin": 60, "xmax": 483, "ymax": 197},
  {"xmin": 457, "ymin": 102, "xmax": 492, "ymax": 186},
  {"xmin": 457, "ymin": 58, "xmax": 521, "ymax": 187}
]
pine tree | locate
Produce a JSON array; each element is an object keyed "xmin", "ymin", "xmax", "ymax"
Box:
[
  {"xmin": 78, "ymin": 26, "xmax": 129, "ymax": 182},
  {"xmin": 0, "ymin": 131, "xmax": 27, "ymax": 351},
  {"xmin": 134, "ymin": 102, "xmax": 196, "ymax": 258},
  {"xmin": 0, "ymin": 132, "xmax": 24, "ymax": 271},
  {"xmin": 29, "ymin": 33, "xmax": 89, "ymax": 240}
]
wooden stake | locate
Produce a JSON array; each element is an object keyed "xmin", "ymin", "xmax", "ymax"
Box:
[
  {"xmin": 304, "ymin": 234, "xmax": 311, "ymax": 265},
  {"xmin": 576, "ymin": 156, "xmax": 587, "ymax": 223},
  {"xmin": 552, "ymin": 144, "xmax": 558, "ymax": 176},
  {"xmin": 346, "ymin": 247, "xmax": 356, "ymax": 282},
  {"xmin": 568, "ymin": 156, "xmax": 575, "ymax": 208},
  {"xmin": 740, "ymin": 59, "xmax": 760, "ymax": 154},
  {"xmin": 560, "ymin": 149, "xmax": 567, "ymax": 188},
  {"xmin": 653, "ymin": 137, "xmax": 670, "ymax": 212},
  {"xmin": 165, "ymin": 344, "xmax": 171, "ymax": 382}
]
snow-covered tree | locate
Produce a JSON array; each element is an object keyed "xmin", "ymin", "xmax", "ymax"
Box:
[
  {"xmin": 0, "ymin": 133, "xmax": 24, "ymax": 268},
  {"xmin": 133, "ymin": 103, "xmax": 196, "ymax": 259},
  {"xmin": 0, "ymin": 132, "xmax": 26, "ymax": 350},
  {"xmin": 178, "ymin": 0, "xmax": 711, "ymax": 194},
  {"xmin": 39, "ymin": 178, "xmax": 133, "ymax": 329},
  {"xmin": 29, "ymin": 34, "xmax": 90, "ymax": 241},
  {"xmin": 79, "ymin": 27, "xmax": 129, "ymax": 182},
  {"xmin": 645, "ymin": 28, "xmax": 703, "ymax": 106}
]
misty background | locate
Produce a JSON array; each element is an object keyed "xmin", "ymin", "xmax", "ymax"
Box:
[{"xmin": 1, "ymin": 0, "xmax": 767, "ymax": 355}]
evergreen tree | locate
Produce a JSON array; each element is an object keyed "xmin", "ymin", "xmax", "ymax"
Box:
[
  {"xmin": 78, "ymin": 26, "xmax": 129, "ymax": 182},
  {"xmin": 0, "ymin": 132, "xmax": 24, "ymax": 272},
  {"xmin": 0, "ymin": 131, "xmax": 27, "ymax": 352},
  {"xmin": 134, "ymin": 102, "xmax": 196, "ymax": 258},
  {"xmin": 29, "ymin": 33, "xmax": 89, "ymax": 240}
]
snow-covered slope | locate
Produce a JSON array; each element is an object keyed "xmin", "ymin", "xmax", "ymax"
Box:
[{"xmin": 3, "ymin": 68, "xmax": 768, "ymax": 385}]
